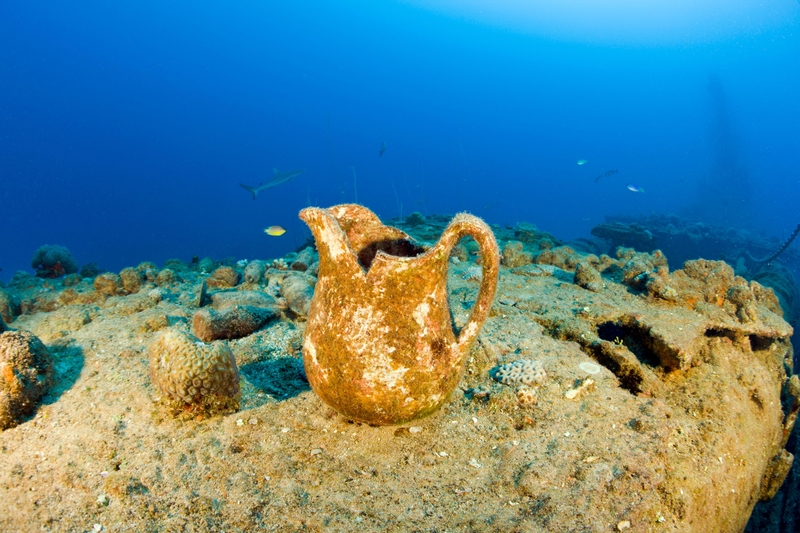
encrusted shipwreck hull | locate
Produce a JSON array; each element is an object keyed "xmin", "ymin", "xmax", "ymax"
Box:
[{"xmin": 0, "ymin": 215, "xmax": 796, "ymax": 532}]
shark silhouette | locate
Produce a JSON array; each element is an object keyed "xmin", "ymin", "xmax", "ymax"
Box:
[{"xmin": 239, "ymin": 168, "xmax": 304, "ymax": 199}]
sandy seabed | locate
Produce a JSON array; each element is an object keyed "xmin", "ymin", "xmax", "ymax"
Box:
[{"xmin": 1, "ymin": 218, "xmax": 797, "ymax": 533}]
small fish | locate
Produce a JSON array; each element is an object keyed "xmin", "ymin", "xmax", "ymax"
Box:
[
  {"xmin": 379, "ymin": 141, "xmax": 387, "ymax": 157},
  {"xmin": 627, "ymin": 184, "xmax": 645, "ymax": 193},
  {"xmin": 577, "ymin": 159, "xmax": 588, "ymax": 166},
  {"xmin": 594, "ymin": 169, "xmax": 619, "ymax": 183},
  {"xmin": 264, "ymin": 226, "xmax": 286, "ymax": 236}
]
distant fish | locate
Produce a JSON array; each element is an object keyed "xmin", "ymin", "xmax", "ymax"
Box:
[
  {"xmin": 594, "ymin": 169, "xmax": 619, "ymax": 183},
  {"xmin": 380, "ymin": 141, "xmax": 387, "ymax": 157},
  {"xmin": 482, "ymin": 202, "xmax": 499, "ymax": 211},
  {"xmin": 264, "ymin": 226, "xmax": 286, "ymax": 236},
  {"xmin": 577, "ymin": 159, "xmax": 588, "ymax": 166},
  {"xmin": 627, "ymin": 184, "xmax": 645, "ymax": 193},
  {"xmin": 239, "ymin": 168, "xmax": 305, "ymax": 200}
]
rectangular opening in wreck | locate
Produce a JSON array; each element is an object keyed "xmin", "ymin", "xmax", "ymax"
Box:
[
  {"xmin": 597, "ymin": 321, "xmax": 661, "ymax": 368},
  {"xmin": 748, "ymin": 334, "xmax": 775, "ymax": 352}
]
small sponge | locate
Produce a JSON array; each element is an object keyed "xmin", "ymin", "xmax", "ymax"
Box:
[{"xmin": 148, "ymin": 328, "xmax": 240, "ymax": 411}]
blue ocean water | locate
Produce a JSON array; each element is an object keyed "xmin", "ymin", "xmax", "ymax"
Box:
[{"xmin": 2, "ymin": 1, "xmax": 799, "ymax": 281}]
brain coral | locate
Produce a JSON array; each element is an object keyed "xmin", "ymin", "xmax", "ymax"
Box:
[
  {"xmin": 148, "ymin": 328, "xmax": 240, "ymax": 411},
  {"xmin": 492, "ymin": 359, "xmax": 547, "ymax": 387},
  {"xmin": 0, "ymin": 330, "xmax": 53, "ymax": 430}
]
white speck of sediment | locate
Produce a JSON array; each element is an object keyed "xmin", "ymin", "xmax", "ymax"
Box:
[
  {"xmin": 363, "ymin": 351, "xmax": 409, "ymax": 391},
  {"xmin": 579, "ymin": 361, "xmax": 601, "ymax": 375},
  {"xmin": 413, "ymin": 301, "xmax": 431, "ymax": 334},
  {"xmin": 304, "ymin": 339, "xmax": 328, "ymax": 381},
  {"xmin": 321, "ymin": 223, "xmax": 346, "ymax": 261},
  {"xmin": 351, "ymin": 305, "xmax": 384, "ymax": 353},
  {"xmin": 459, "ymin": 321, "xmax": 479, "ymax": 344}
]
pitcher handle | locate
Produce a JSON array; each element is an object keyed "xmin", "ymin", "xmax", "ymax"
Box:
[{"xmin": 436, "ymin": 213, "xmax": 500, "ymax": 351}]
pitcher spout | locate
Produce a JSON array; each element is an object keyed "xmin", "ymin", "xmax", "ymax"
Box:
[{"xmin": 299, "ymin": 207, "xmax": 362, "ymax": 277}]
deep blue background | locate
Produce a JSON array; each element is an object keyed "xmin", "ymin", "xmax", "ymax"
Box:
[{"xmin": 2, "ymin": 1, "xmax": 799, "ymax": 280}]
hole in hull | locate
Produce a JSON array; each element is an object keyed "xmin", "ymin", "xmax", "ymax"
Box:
[{"xmin": 597, "ymin": 321, "xmax": 661, "ymax": 368}]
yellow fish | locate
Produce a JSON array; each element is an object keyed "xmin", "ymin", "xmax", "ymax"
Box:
[{"xmin": 264, "ymin": 226, "xmax": 286, "ymax": 236}]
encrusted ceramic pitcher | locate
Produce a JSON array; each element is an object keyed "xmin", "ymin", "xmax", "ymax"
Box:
[{"xmin": 299, "ymin": 204, "xmax": 499, "ymax": 425}]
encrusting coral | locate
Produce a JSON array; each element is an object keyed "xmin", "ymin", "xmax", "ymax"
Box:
[{"xmin": 148, "ymin": 328, "xmax": 240, "ymax": 412}]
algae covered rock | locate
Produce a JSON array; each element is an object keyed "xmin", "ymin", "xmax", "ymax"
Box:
[
  {"xmin": 155, "ymin": 268, "xmax": 177, "ymax": 287},
  {"xmin": 574, "ymin": 261, "xmax": 603, "ymax": 292},
  {"xmin": 193, "ymin": 288, "xmax": 279, "ymax": 340},
  {"xmin": 197, "ymin": 257, "xmax": 215, "ymax": 274},
  {"xmin": 62, "ymin": 273, "xmax": 82, "ymax": 287},
  {"xmin": 501, "ymin": 241, "xmax": 532, "ymax": 268},
  {"xmin": 94, "ymin": 272, "xmax": 125, "ymax": 296},
  {"xmin": 192, "ymin": 305, "xmax": 278, "ymax": 342},
  {"xmin": 31, "ymin": 244, "xmax": 79, "ymax": 278},
  {"xmin": 405, "ymin": 211, "xmax": 425, "ymax": 227},
  {"xmin": 79, "ymin": 262, "xmax": 101, "ymax": 279},
  {"xmin": 243, "ymin": 260, "xmax": 266, "ymax": 284},
  {"xmin": 148, "ymin": 328, "xmax": 240, "ymax": 411},
  {"xmin": 536, "ymin": 245, "xmax": 581, "ymax": 270},
  {"xmin": 0, "ymin": 330, "xmax": 53, "ymax": 430},
  {"xmin": 0, "ymin": 288, "xmax": 16, "ymax": 323},
  {"xmin": 514, "ymin": 222, "xmax": 560, "ymax": 248},
  {"xmin": 280, "ymin": 273, "xmax": 315, "ymax": 317},
  {"xmin": 209, "ymin": 266, "xmax": 240, "ymax": 288},
  {"xmin": 291, "ymin": 247, "xmax": 317, "ymax": 272},
  {"xmin": 119, "ymin": 267, "xmax": 144, "ymax": 294}
]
